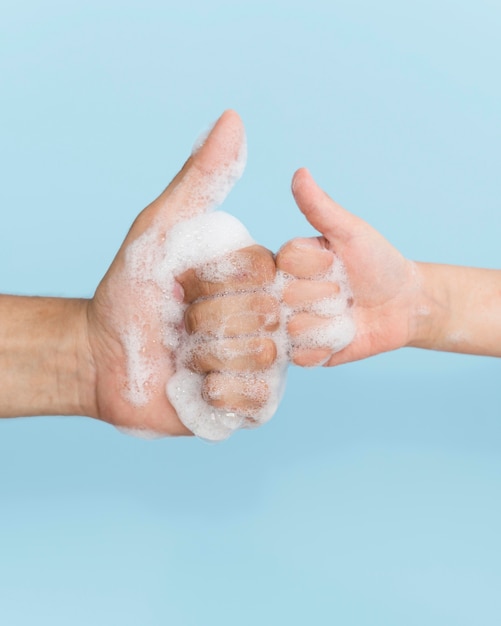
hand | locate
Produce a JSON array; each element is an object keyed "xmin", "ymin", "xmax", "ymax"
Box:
[
  {"xmin": 86, "ymin": 111, "xmax": 277, "ymax": 437},
  {"xmin": 178, "ymin": 244, "xmax": 278, "ymax": 415},
  {"xmin": 276, "ymin": 168, "xmax": 422, "ymax": 367}
]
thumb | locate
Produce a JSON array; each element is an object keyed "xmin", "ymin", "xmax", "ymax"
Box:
[
  {"xmin": 291, "ymin": 168, "xmax": 364, "ymax": 249},
  {"xmin": 144, "ymin": 109, "xmax": 247, "ymax": 232}
]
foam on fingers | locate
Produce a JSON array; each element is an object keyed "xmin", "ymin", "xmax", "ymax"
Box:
[
  {"xmin": 276, "ymin": 237, "xmax": 334, "ymax": 278},
  {"xmin": 275, "ymin": 248, "xmax": 356, "ymax": 365},
  {"xmin": 118, "ymin": 115, "xmax": 356, "ymax": 441},
  {"xmin": 121, "ymin": 207, "xmax": 356, "ymax": 440}
]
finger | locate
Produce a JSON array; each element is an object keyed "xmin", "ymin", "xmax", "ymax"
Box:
[
  {"xmin": 291, "ymin": 168, "xmax": 365, "ymax": 247},
  {"xmin": 282, "ymin": 279, "xmax": 340, "ymax": 308},
  {"xmin": 288, "ymin": 311, "xmax": 334, "ymax": 339},
  {"xmin": 185, "ymin": 293, "xmax": 279, "ymax": 336},
  {"xmin": 156, "ymin": 111, "xmax": 247, "ymax": 221},
  {"xmin": 276, "ymin": 237, "xmax": 334, "ymax": 278},
  {"xmin": 290, "ymin": 347, "xmax": 333, "ymax": 367},
  {"xmin": 202, "ymin": 372, "xmax": 269, "ymax": 415},
  {"xmin": 159, "ymin": 109, "xmax": 246, "ymax": 222},
  {"xmin": 178, "ymin": 245, "xmax": 276, "ymax": 303},
  {"xmin": 188, "ymin": 337, "xmax": 277, "ymax": 373},
  {"xmin": 131, "ymin": 110, "xmax": 247, "ymax": 239},
  {"xmin": 288, "ymin": 311, "xmax": 355, "ymax": 356}
]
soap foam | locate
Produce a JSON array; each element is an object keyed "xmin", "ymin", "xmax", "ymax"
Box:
[
  {"xmin": 172, "ymin": 133, "xmax": 248, "ymax": 222},
  {"xmin": 119, "ymin": 117, "xmax": 355, "ymax": 441},
  {"xmin": 195, "ymin": 252, "xmax": 254, "ymax": 284},
  {"xmin": 121, "ymin": 324, "xmax": 159, "ymax": 407},
  {"xmin": 163, "ymin": 212, "xmax": 289, "ymax": 441},
  {"xmin": 274, "ymin": 253, "xmax": 356, "ymax": 364},
  {"xmin": 191, "ymin": 119, "xmax": 218, "ymax": 156},
  {"xmin": 121, "ymin": 209, "xmax": 356, "ymax": 441}
]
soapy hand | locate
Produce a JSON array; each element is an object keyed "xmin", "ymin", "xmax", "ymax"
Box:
[
  {"xmin": 277, "ymin": 168, "xmax": 421, "ymax": 366},
  {"xmin": 5, "ymin": 113, "xmax": 500, "ymax": 434},
  {"xmin": 178, "ymin": 244, "xmax": 278, "ymax": 412},
  {"xmin": 87, "ymin": 111, "xmax": 279, "ymax": 438}
]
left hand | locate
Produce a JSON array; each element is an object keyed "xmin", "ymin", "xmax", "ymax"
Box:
[{"xmin": 85, "ymin": 111, "xmax": 278, "ymax": 436}]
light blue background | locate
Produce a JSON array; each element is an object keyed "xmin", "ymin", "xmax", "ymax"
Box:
[{"xmin": 1, "ymin": 1, "xmax": 501, "ymax": 624}]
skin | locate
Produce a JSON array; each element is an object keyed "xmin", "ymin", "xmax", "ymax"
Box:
[
  {"xmin": 277, "ymin": 168, "xmax": 501, "ymax": 366},
  {"xmin": 0, "ymin": 111, "xmax": 278, "ymax": 435},
  {"xmin": 178, "ymin": 244, "xmax": 278, "ymax": 417},
  {"xmin": 3, "ymin": 115, "xmax": 500, "ymax": 437}
]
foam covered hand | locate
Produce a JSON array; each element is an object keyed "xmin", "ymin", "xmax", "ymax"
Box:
[
  {"xmin": 277, "ymin": 169, "xmax": 422, "ymax": 366},
  {"xmin": 87, "ymin": 111, "xmax": 279, "ymax": 439}
]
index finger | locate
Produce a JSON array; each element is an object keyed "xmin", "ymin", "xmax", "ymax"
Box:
[
  {"xmin": 177, "ymin": 245, "xmax": 276, "ymax": 303},
  {"xmin": 276, "ymin": 237, "xmax": 335, "ymax": 279}
]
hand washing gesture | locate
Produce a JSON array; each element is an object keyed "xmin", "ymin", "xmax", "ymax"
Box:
[
  {"xmin": 0, "ymin": 112, "xmax": 281, "ymax": 441},
  {"xmin": 89, "ymin": 111, "xmax": 281, "ymax": 440},
  {"xmin": 4, "ymin": 114, "xmax": 501, "ymax": 440}
]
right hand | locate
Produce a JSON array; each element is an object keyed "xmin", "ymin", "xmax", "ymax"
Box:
[
  {"xmin": 276, "ymin": 168, "xmax": 423, "ymax": 367},
  {"xmin": 178, "ymin": 243, "xmax": 279, "ymax": 418}
]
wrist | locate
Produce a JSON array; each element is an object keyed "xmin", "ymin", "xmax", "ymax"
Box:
[
  {"xmin": 407, "ymin": 264, "xmax": 501, "ymax": 356},
  {"xmin": 0, "ymin": 296, "xmax": 97, "ymax": 418},
  {"xmin": 67, "ymin": 298, "xmax": 98, "ymax": 418},
  {"xmin": 406, "ymin": 262, "xmax": 451, "ymax": 351}
]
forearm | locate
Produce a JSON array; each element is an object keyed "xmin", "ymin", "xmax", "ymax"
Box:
[
  {"xmin": 0, "ymin": 295, "xmax": 95, "ymax": 417},
  {"xmin": 409, "ymin": 263, "xmax": 501, "ymax": 356}
]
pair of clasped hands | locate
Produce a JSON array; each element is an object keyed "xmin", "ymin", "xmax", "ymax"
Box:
[
  {"xmin": 86, "ymin": 109, "xmax": 501, "ymax": 437},
  {"xmin": 86, "ymin": 110, "xmax": 427, "ymax": 437},
  {"xmin": 2, "ymin": 110, "xmax": 499, "ymax": 434}
]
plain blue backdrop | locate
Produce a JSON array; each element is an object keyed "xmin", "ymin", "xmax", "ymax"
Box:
[{"xmin": 1, "ymin": 1, "xmax": 501, "ymax": 624}]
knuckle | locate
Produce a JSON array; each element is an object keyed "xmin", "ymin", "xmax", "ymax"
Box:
[
  {"xmin": 184, "ymin": 303, "xmax": 206, "ymax": 334},
  {"xmin": 251, "ymin": 293, "xmax": 279, "ymax": 329},
  {"xmin": 255, "ymin": 246, "xmax": 277, "ymax": 282},
  {"xmin": 287, "ymin": 313, "xmax": 304, "ymax": 337},
  {"xmin": 201, "ymin": 373, "xmax": 224, "ymax": 406},
  {"xmin": 275, "ymin": 239, "xmax": 302, "ymax": 272},
  {"xmin": 254, "ymin": 338, "xmax": 277, "ymax": 368},
  {"xmin": 246, "ymin": 377, "xmax": 270, "ymax": 406},
  {"xmin": 176, "ymin": 269, "xmax": 200, "ymax": 303},
  {"xmin": 202, "ymin": 348, "xmax": 225, "ymax": 373},
  {"xmin": 240, "ymin": 245, "xmax": 276, "ymax": 285},
  {"xmin": 263, "ymin": 297, "xmax": 280, "ymax": 331}
]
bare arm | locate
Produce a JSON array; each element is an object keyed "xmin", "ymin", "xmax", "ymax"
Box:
[
  {"xmin": 0, "ymin": 296, "xmax": 94, "ymax": 418},
  {"xmin": 277, "ymin": 168, "xmax": 501, "ymax": 365},
  {"xmin": 1, "ymin": 111, "xmax": 278, "ymax": 438},
  {"xmin": 410, "ymin": 263, "xmax": 501, "ymax": 356}
]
